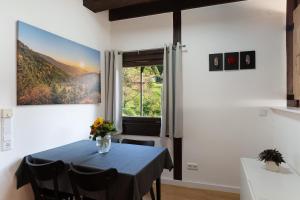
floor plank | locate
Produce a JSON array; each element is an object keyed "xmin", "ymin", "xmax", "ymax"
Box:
[{"xmin": 144, "ymin": 184, "xmax": 240, "ymax": 200}]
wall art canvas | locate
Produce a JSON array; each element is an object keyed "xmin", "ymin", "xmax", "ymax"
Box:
[
  {"xmin": 209, "ymin": 53, "xmax": 223, "ymax": 71},
  {"xmin": 225, "ymin": 52, "xmax": 239, "ymax": 70},
  {"xmin": 17, "ymin": 21, "xmax": 101, "ymax": 105},
  {"xmin": 240, "ymin": 51, "xmax": 256, "ymax": 70}
]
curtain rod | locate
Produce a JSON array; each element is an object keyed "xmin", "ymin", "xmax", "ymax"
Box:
[{"xmin": 118, "ymin": 44, "xmax": 187, "ymax": 54}]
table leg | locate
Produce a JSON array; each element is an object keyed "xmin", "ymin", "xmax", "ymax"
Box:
[{"xmin": 156, "ymin": 177, "xmax": 161, "ymax": 200}]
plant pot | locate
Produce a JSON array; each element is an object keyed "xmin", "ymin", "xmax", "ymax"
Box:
[
  {"xmin": 265, "ymin": 161, "xmax": 279, "ymax": 172},
  {"xmin": 96, "ymin": 135, "xmax": 111, "ymax": 154}
]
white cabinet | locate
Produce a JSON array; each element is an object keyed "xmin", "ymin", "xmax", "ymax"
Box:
[{"xmin": 240, "ymin": 158, "xmax": 300, "ymax": 200}]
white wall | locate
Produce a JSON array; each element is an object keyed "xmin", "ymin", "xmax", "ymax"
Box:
[
  {"xmin": 111, "ymin": 0, "xmax": 286, "ymax": 192},
  {"xmin": 0, "ymin": 1, "xmax": 110, "ymax": 200},
  {"xmin": 111, "ymin": 13, "xmax": 173, "ymax": 50},
  {"xmin": 271, "ymin": 110, "xmax": 300, "ymax": 175},
  {"xmin": 181, "ymin": 0, "xmax": 286, "ymax": 191}
]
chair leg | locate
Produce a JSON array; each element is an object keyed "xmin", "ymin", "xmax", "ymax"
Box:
[{"xmin": 150, "ymin": 186, "xmax": 155, "ymax": 200}]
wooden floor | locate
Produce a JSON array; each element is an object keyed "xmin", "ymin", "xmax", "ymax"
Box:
[{"xmin": 144, "ymin": 184, "xmax": 240, "ymax": 200}]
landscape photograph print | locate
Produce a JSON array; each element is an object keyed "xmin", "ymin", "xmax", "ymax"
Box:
[{"xmin": 17, "ymin": 21, "xmax": 101, "ymax": 105}]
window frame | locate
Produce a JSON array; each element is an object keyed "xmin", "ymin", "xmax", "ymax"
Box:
[{"xmin": 122, "ymin": 48, "xmax": 164, "ymax": 136}]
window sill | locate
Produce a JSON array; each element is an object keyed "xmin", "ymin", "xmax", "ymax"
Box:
[{"xmin": 270, "ymin": 107, "xmax": 300, "ymax": 115}]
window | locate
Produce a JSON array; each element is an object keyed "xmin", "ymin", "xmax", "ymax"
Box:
[
  {"xmin": 123, "ymin": 65, "xmax": 163, "ymax": 117},
  {"xmin": 122, "ymin": 49, "xmax": 164, "ymax": 136}
]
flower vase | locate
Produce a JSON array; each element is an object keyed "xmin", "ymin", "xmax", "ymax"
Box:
[
  {"xmin": 96, "ymin": 135, "xmax": 111, "ymax": 154},
  {"xmin": 265, "ymin": 161, "xmax": 280, "ymax": 172}
]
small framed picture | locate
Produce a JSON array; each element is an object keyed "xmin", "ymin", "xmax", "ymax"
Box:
[
  {"xmin": 240, "ymin": 51, "xmax": 256, "ymax": 70},
  {"xmin": 209, "ymin": 53, "xmax": 223, "ymax": 71},
  {"xmin": 225, "ymin": 52, "xmax": 239, "ymax": 70}
]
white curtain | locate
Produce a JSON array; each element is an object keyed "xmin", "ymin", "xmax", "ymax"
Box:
[
  {"xmin": 104, "ymin": 50, "xmax": 123, "ymax": 133},
  {"xmin": 160, "ymin": 43, "xmax": 183, "ymax": 138}
]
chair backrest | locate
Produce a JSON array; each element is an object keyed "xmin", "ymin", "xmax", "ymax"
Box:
[
  {"xmin": 121, "ymin": 139, "xmax": 155, "ymax": 147},
  {"xmin": 25, "ymin": 156, "xmax": 65, "ymax": 200},
  {"xmin": 111, "ymin": 138, "xmax": 120, "ymax": 143},
  {"xmin": 68, "ymin": 164, "xmax": 118, "ymax": 200}
]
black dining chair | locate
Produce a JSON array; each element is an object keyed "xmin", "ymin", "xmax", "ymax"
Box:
[
  {"xmin": 68, "ymin": 163, "xmax": 118, "ymax": 200},
  {"xmin": 121, "ymin": 139, "xmax": 156, "ymax": 200},
  {"xmin": 121, "ymin": 139, "xmax": 155, "ymax": 147},
  {"xmin": 25, "ymin": 156, "xmax": 72, "ymax": 200},
  {"xmin": 111, "ymin": 138, "xmax": 120, "ymax": 143}
]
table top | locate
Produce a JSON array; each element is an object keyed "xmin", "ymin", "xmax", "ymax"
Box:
[{"xmin": 31, "ymin": 140, "xmax": 173, "ymax": 176}]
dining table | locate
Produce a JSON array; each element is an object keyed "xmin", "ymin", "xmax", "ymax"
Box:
[{"xmin": 15, "ymin": 140, "xmax": 173, "ymax": 200}]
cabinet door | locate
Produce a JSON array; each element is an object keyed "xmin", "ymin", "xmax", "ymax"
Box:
[{"xmin": 240, "ymin": 163, "xmax": 255, "ymax": 200}]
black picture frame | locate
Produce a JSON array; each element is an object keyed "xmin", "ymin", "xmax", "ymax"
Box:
[
  {"xmin": 224, "ymin": 52, "xmax": 239, "ymax": 70},
  {"xmin": 209, "ymin": 53, "xmax": 223, "ymax": 71},
  {"xmin": 240, "ymin": 51, "xmax": 256, "ymax": 70}
]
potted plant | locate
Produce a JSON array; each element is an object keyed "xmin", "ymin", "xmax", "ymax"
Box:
[
  {"xmin": 90, "ymin": 117, "xmax": 116, "ymax": 154},
  {"xmin": 258, "ymin": 149, "xmax": 285, "ymax": 172}
]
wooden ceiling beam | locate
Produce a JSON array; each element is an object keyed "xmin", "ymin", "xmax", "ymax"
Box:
[
  {"xmin": 83, "ymin": 0, "xmax": 163, "ymax": 12},
  {"xmin": 109, "ymin": 0, "xmax": 245, "ymax": 21}
]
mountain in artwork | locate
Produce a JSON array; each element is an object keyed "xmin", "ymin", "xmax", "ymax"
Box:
[{"xmin": 17, "ymin": 41, "xmax": 100, "ymax": 105}]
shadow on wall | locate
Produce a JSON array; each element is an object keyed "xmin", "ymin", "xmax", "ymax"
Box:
[
  {"xmin": 112, "ymin": 12, "xmax": 172, "ymax": 36},
  {"xmin": 183, "ymin": 1, "xmax": 285, "ymax": 29}
]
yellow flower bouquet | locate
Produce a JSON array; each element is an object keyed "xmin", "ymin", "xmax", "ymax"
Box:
[{"xmin": 90, "ymin": 117, "xmax": 116, "ymax": 140}]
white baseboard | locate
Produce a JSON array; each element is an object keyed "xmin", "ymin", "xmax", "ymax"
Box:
[{"xmin": 161, "ymin": 177, "xmax": 240, "ymax": 194}]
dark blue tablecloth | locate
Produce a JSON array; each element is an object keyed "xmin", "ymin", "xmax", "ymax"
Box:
[{"xmin": 15, "ymin": 140, "xmax": 173, "ymax": 200}]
